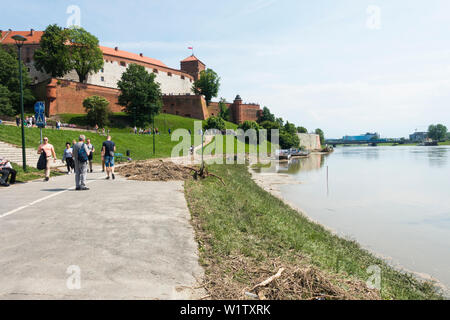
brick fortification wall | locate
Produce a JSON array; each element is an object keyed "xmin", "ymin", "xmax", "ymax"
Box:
[
  {"xmin": 46, "ymin": 79, "xmax": 122, "ymax": 116},
  {"xmin": 43, "ymin": 78, "xmax": 262, "ymax": 124}
]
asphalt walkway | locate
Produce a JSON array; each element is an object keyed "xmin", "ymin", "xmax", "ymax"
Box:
[{"xmin": 0, "ymin": 168, "xmax": 204, "ymax": 299}]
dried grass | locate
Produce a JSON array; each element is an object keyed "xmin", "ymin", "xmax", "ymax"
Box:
[{"xmin": 116, "ymin": 160, "xmax": 195, "ymax": 182}]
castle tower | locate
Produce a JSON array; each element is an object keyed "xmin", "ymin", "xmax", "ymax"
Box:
[
  {"xmin": 180, "ymin": 55, "xmax": 206, "ymax": 81},
  {"xmin": 232, "ymin": 95, "xmax": 244, "ymax": 124}
]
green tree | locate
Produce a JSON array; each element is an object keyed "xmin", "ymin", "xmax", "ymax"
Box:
[
  {"xmin": 34, "ymin": 24, "xmax": 72, "ymax": 78},
  {"xmin": 258, "ymin": 106, "xmax": 275, "ymax": 123},
  {"xmin": 276, "ymin": 117, "xmax": 284, "ymax": 127},
  {"xmin": 0, "ymin": 84, "xmax": 15, "ymax": 116},
  {"xmin": 0, "ymin": 47, "xmax": 35, "ymax": 113},
  {"xmin": 238, "ymin": 120, "xmax": 260, "ymax": 132},
  {"xmin": 67, "ymin": 27, "xmax": 104, "ymax": 83},
  {"xmin": 315, "ymin": 128, "xmax": 325, "ymax": 145},
  {"xmin": 279, "ymin": 130, "xmax": 300, "ymax": 149},
  {"xmin": 284, "ymin": 121, "xmax": 297, "ymax": 135},
  {"xmin": 203, "ymin": 116, "xmax": 225, "ymax": 131},
  {"xmin": 428, "ymin": 124, "xmax": 448, "ymax": 141},
  {"xmin": 83, "ymin": 95, "xmax": 112, "ymax": 128},
  {"xmin": 297, "ymin": 126, "xmax": 308, "ymax": 134},
  {"xmin": 260, "ymin": 120, "xmax": 280, "ymax": 142},
  {"xmin": 193, "ymin": 68, "xmax": 220, "ymax": 105},
  {"xmin": 117, "ymin": 63, "xmax": 162, "ymax": 127},
  {"xmin": 218, "ymin": 98, "xmax": 230, "ymax": 121}
]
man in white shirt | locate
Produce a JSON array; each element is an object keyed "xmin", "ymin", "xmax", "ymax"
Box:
[{"xmin": 0, "ymin": 157, "xmax": 16, "ymax": 187}]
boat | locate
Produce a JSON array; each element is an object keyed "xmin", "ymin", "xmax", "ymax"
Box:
[
  {"xmin": 417, "ymin": 141, "xmax": 438, "ymax": 146},
  {"xmin": 276, "ymin": 150, "xmax": 292, "ymax": 161},
  {"xmin": 289, "ymin": 148, "xmax": 311, "ymax": 158}
]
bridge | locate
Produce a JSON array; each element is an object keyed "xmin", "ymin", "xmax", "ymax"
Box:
[{"xmin": 325, "ymin": 139, "xmax": 390, "ymax": 147}]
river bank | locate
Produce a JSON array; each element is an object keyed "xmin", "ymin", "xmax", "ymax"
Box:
[{"xmin": 184, "ymin": 163, "xmax": 442, "ymax": 300}]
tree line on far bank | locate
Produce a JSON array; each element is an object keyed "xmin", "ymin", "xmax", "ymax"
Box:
[{"xmin": 204, "ymin": 106, "xmax": 325, "ymax": 150}]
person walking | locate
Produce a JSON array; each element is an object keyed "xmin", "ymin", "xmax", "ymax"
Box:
[
  {"xmin": 86, "ymin": 138, "xmax": 95, "ymax": 173},
  {"xmin": 73, "ymin": 135, "xmax": 91, "ymax": 191},
  {"xmin": 62, "ymin": 142, "xmax": 75, "ymax": 174},
  {"xmin": 102, "ymin": 136, "xmax": 116, "ymax": 180},
  {"xmin": 15, "ymin": 116, "xmax": 20, "ymax": 127},
  {"xmin": 37, "ymin": 137, "xmax": 56, "ymax": 182}
]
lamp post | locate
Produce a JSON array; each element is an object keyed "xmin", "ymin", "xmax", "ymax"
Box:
[{"xmin": 12, "ymin": 35, "xmax": 28, "ymax": 171}]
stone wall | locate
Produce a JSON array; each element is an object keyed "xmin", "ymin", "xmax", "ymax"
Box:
[
  {"xmin": 298, "ymin": 133, "xmax": 322, "ymax": 151},
  {"xmin": 46, "ymin": 79, "xmax": 122, "ymax": 116}
]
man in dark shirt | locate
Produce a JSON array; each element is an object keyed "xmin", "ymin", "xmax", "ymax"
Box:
[{"xmin": 102, "ymin": 136, "xmax": 116, "ymax": 180}]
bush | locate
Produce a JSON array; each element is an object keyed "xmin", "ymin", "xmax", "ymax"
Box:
[
  {"xmin": 83, "ymin": 96, "xmax": 112, "ymax": 128},
  {"xmin": 203, "ymin": 116, "xmax": 225, "ymax": 131},
  {"xmin": 0, "ymin": 85, "xmax": 15, "ymax": 116},
  {"xmin": 279, "ymin": 130, "xmax": 300, "ymax": 149}
]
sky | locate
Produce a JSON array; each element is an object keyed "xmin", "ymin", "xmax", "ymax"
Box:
[{"xmin": 2, "ymin": 0, "xmax": 450, "ymax": 138}]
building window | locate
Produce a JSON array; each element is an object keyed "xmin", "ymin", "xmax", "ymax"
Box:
[
  {"xmin": 168, "ymin": 72, "xmax": 172, "ymax": 77},
  {"xmin": 153, "ymin": 69, "xmax": 159, "ymax": 74},
  {"xmin": 120, "ymin": 61, "xmax": 126, "ymax": 67},
  {"xmin": 101, "ymin": 76, "xmax": 105, "ymax": 82},
  {"xmin": 27, "ymin": 67, "xmax": 31, "ymax": 72}
]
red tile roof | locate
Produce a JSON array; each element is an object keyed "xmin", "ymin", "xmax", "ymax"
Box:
[
  {"xmin": 0, "ymin": 30, "xmax": 44, "ymax": 45},
  {"xmin": 0, "ymin": 30, "xmax": 168, "ymax": 68},
  {"xmin": 100, "ymin": 46, "xmax": 167, "ymax": 68},
  {"xmin": 181, "ymin": 55, "xmax": 205, "ymax": 65}
]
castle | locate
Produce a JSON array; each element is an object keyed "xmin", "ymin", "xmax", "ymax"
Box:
[{"xmin": 0, "ymin": 29, "xmax": 262, "ymax": 124}]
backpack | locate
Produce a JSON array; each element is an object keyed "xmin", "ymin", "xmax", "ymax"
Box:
[
  {"xmin": 78, "ymin": 144, "xmax": 89, "ymax": 163},
  {"xmin": 37, "ymin": 152, "xmax": 47, "ymax": 170}
]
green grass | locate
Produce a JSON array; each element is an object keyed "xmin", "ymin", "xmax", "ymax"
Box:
[
  {"xmin": 57, "ymin": 113, "xmax": 238, "ymax": 134},
  {"xmin": 185, "ymin": 164, "xmax": 443, "ymax": 300},
  {"xmin": 10, "ymin": 163, "xmax": 63, "ymax": 183},
  {"xmin": 202, "ymin": 136, "xmax": 275, "ymax": 155},
  {"xmin": 0, "ymin": 125, "xmax": 202, "ymax": 162}
]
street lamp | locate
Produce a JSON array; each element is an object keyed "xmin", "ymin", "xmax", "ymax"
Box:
[{"xmin": 12, "ymin": 34, "xmax": 28, "ymax": 171}]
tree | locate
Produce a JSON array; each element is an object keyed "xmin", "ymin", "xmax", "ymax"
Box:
[
  {"xmin": 218, "ymin": 98, "xmax": 230, "ymax": 121},
  {"xmin": 428, "ymin": 124, "xmax": 448, "ymax": 141},
  {"xmin": 83, "ymin": 96, "xmax": 112, "ymax": 128},
  {"xmin": 67, "ymin": 27, "xmax": 104, "ymax": 83},
  {"xmin": 238, "ymin": 120, "xmax": 260, "ymax": 132},
  {"xmin": 258, "ymin": 106, "xmax": 275, "ymax": 123},
  {"xmin": 276, "ymin": 117, "xmax": 284, "ymax": 127},
  {"xmin": 260, "ymin": 120, "xmax": 280, "ymax": 142},
  {"xmin": 203, "ymin": 116, "xmax": 225, "ymax": 131},
  {"xmin": 315, "ymin": 128, "xmax": 325, "ymax": 145},
  {"xmin": 193, "ymin": 68, "xmax": 220, "ymax": 105},
  {"xmin": 279, "ymin": 130, "xmax": 300, "ymax": 149},
  {"xmin": 0, "ymin": 85, "xmax": 15, "ymax": 116},
  {"xmin": 284, "ymin": 121, "xmax": 297, "ymax": 135},
  {"xmin": 0, "ymin": 47, "xmax": 35, "ymax": 114},
  {"xmin": 297, "ymin": 126, "xmax": 308, "ymax": 134},
  {"xmin": 117, "ymin": 63, "xmax": 162, "ymax": 127},
  {"xmin": 34, "ymin": 24, "xmax": 72, "ymax": 78}
]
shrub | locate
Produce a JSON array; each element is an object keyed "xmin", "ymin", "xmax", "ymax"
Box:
[
  {"xmin": 203, "ymin": 116, "xmax": 225, "ymax": 131},
  {"xmin": 83, "ymin": 95, "xmax": 112, "ymax": 128}
]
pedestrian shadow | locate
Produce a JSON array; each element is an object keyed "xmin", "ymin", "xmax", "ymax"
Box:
[{"xmin": 41, "ymin": 188, "xmax": 69, "ymax": 192}]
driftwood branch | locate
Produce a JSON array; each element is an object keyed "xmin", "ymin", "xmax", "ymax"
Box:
[{"xmin": 252, "ymin": 268, "xmax": 285, "ymax": 291}]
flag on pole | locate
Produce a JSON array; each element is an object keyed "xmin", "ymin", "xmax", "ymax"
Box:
[{"xmin": 188, "ymin": 46, "xmax": 193, "ymax": 50}]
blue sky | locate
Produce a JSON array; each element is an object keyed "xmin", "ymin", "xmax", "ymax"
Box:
[{"xmin": 3, "ymin": 0, "xmax": 450, "ymax": 138}]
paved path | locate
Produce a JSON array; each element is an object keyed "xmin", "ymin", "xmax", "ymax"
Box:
[
  {"xmin": 0, "ymin": 168, "xmax": 204, "ymax": 300},
  {"xmin": 0, "ymin": 141, "xmax": 64, "ymax": 169}
]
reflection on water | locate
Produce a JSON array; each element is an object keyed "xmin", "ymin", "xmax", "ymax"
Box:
[{"xmin": 264, "ymin": 146, "xmax": 450, "ymax": 294}]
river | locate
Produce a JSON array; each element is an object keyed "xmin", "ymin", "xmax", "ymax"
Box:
[{"xmin": 258, "ymin": 146, "xmax": 450, "ymax": 295}]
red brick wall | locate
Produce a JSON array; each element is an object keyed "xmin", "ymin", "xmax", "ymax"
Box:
[
  {"xmin": 162, "ymin": 95, "xmax": 208, "ymax": 120},
  {"xmin": 45, "ymin": 78, "xmax": 262, "ymax": 124},
  {"xmin": 47, "ymin": 79, "xmax": 122, "ymax": 116}
]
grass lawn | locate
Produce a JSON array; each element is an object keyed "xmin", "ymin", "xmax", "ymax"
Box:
[
  {"xmin": 0, "ymin": 125, "xmax": 202, "ymax": 162},
  {"xmin": 10, "ymin": 163, "xmax": 63, "ymax": 183},
  {"xmin": 202, "ymin": 136, "xmax": 275, "ymax": 156},
  {"xmin": 185, "ymin": 164, "xmax": 443, "ymax": 300},
  {"xmin": 57, "ymin": 113, "xmax": 238, "ymax": 134}
]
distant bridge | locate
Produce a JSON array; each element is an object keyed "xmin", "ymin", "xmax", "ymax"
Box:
[{"xmin": 325, "ymin": 139, "xmax": 390, "ymax": 147}]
